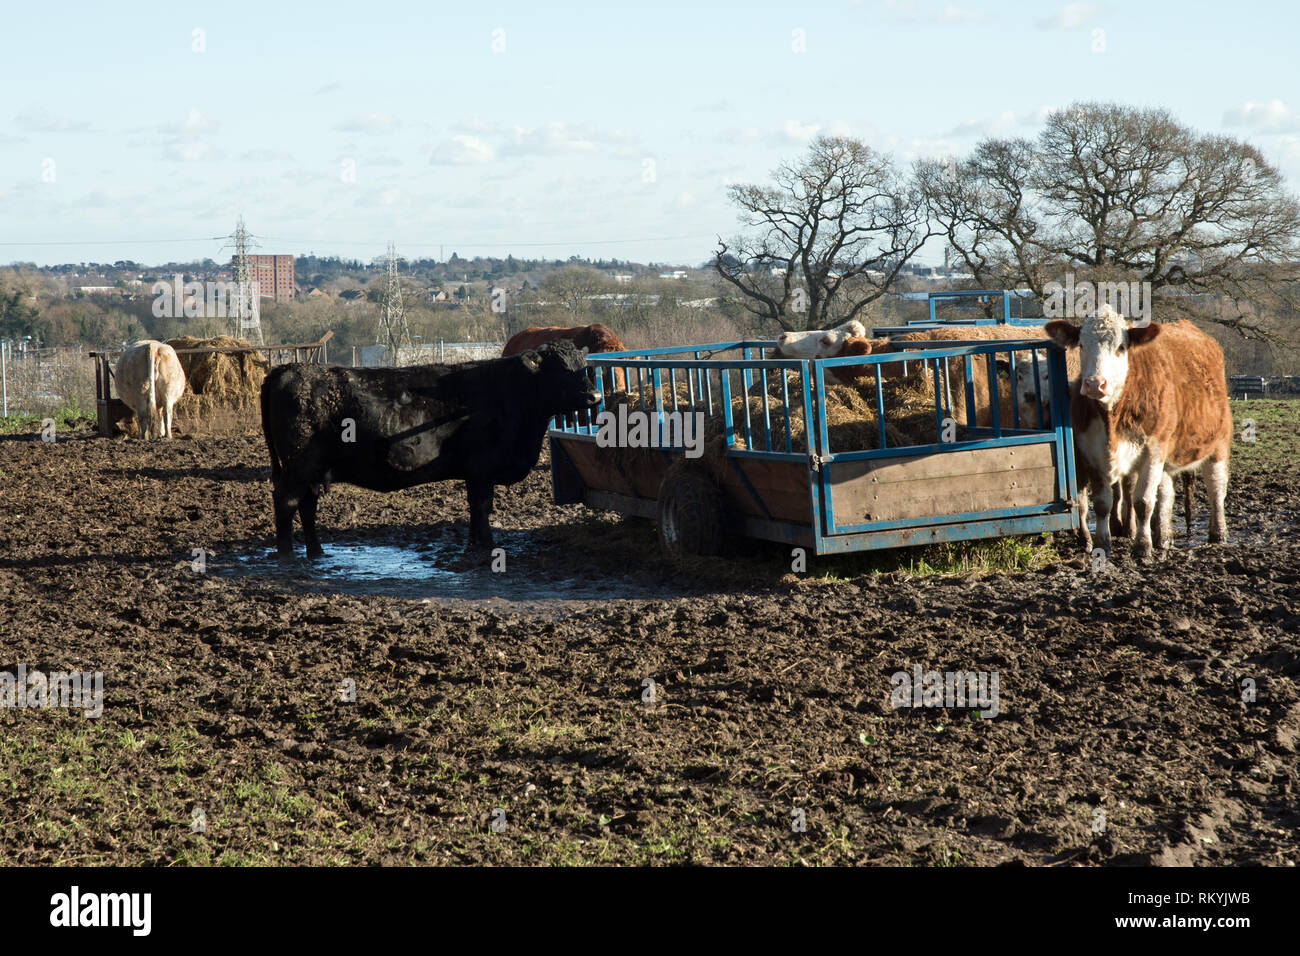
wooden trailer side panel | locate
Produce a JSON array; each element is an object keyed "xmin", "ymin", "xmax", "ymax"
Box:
[
  {"xmin": 716, "ymin": 458, "xmax": 811, "ymax": 524},
  {"xmin": 553, "ymin": 437, "xmax": 813, "ymax": 526},
  {"xmin": 827, "ymin": 443, "xmax": 1058, "ymax": 526}
]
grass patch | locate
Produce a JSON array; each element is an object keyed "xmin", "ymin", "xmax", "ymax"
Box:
[
  {"xmin": 0, "ymin": 399, "xmax": 94, "ymax": 435},
  {"xmin": 812, "ymin": 533, "xmax": 1061, "ymax": 580},
  {"xmin": 1228, "ymin": 399, "xmax": 1300, "ymax": 465}
]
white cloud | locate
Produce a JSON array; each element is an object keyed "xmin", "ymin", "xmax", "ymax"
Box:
[
  {"xmin": 431, "ymin": 135, "xmax": 496, "ymax": 165},
  {"xmin": 823, "ymin": 120, "xmax": 879, "ymax": 141},
  {"xmin": 14, "ymin": 110, "xmax": 90, "ymax": 133},
  {"xmin": 874, "ymin": 0, "xmax": 920, "ymax": 23},
  {"xmin": 947, "ymin": 107, "xmax": 1056, "ymax": 138},
  {"xmin": 779, "ymin": 119, "xmax": 821, "ymax": 143},
  {"xmin": 1223, "ymin": 99, "xmax": 1300, "ymax": 132},
  {"xmin": 160, "ymin": 109, "xmax": 218, "ymax": 162},
  {"xmin": 240, "ymin": 148, "xmax": 295, "ymax": 162},
  {"xmin": 1036, "ymin": 3, "xmax": 1106, "ymax": 29},
  {"xmin": 949, "ymin": 110, "xmax": 1020, "ymax": 137},
  {"xmin": 726, "ymin": 126, "xmax": 764, "ymax": 146},
  {"xmin": 166, "ymin": 141, "xmax": 214, "ymax": 162},
  {"xmin": 1272, "ymin": 135, "xmax": 1300, "ymax": 168},
  {"xmin": 503, "ymin": 122, "xmax": 598, "ymax": 156},
  {"xmin": 454, "ymin": 116, "xmax": 499, "ymax": 135},
  {"xmin": 934, "ymin": 5, "xmax": 989, "ymax": 23},
  {"xmin": 159, "ymin": 109, "xmax": 214, "ymax": 135},
  {"xmin": 335, "ymin": 112, "xmax": 400, "ymax": 133}
]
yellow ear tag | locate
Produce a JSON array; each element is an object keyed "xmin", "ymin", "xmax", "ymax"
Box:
[{"xmin": 522, "ymin": 352, "xmax": 541, "ymax": 370}]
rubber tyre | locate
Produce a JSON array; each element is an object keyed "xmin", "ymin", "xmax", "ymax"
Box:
[{"xmin": 657, "ymin": 467, "xmax": 723, "ymax": 560}]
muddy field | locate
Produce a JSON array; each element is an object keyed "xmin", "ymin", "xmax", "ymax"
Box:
[{"xmin": 1, "ymin": 402, "xmax": 1298, "ymax": 866}]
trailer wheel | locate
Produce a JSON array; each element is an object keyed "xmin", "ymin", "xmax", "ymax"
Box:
[{"xmin": 658, "ymin": 467, "xmax": 723, "ymax": 559}]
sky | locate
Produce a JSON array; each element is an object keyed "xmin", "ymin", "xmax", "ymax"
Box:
[{"xmin": 1, "ymin": 0, "xmax": 1298, "ymax": 269}]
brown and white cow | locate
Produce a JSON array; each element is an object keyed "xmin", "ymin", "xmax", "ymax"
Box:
[
  {"xmin": 114, "ymin": 340, "xmax": 187, "ymax": 440},
  {"xmin": 503, "ymin": 323, "xmax": 626, "ymax": 393},
  {"xmin": 772, "ymin": 320, "xmax": 867, "ymax": 384},
  {"xmin": 1045, "ymin": 306, "xmax": 1231, "ymax": 560}
]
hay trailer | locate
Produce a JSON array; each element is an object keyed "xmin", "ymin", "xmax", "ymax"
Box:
[
  {"xmin": 89, "ymin": 332, "xmax": 333, "ymax": 438},
  {"xmin": 548, "ymin": 333, "xmax": 1080, "ymax": 558}
]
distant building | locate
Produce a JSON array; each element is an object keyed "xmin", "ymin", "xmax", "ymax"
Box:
[
  {"xmin": 658, "ymin": 270, "xmax": 688, "ymax": 280},
  {"xmin": 613, "ymin": 274, "xmax": 634, "ymax": 284},
  {"xmin": 245, "ymin": 254, "xmax": 295, "ymax": 302}
]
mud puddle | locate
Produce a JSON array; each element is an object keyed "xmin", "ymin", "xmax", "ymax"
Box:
[{"xmin": 214, "ymin": 529, "xmax": 672, "ymax": 606}]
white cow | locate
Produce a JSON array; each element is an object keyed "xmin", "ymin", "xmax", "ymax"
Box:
[
  {"xmin": 772, "ymin": 320, "xmax": 867, "ymax": 385},
  {"xmin": 114, "ymin": 340, "xmax": 187, "ymax": 440},
  {"xmin": 772, "ymin": 320, "xmax": 867, "ymax": 360}
]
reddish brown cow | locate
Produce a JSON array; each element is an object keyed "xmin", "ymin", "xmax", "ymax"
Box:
[
  {"xmin": 1046, "ymin": 307, "xmax": 1231, "ymax": 561},
  {"xmin": 503, "ymin": 323, "xmax": 627, "ymax": 393}
]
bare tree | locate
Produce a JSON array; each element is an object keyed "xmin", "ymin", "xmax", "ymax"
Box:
[
  {"xmin": 715, "ymin": 136, "xmax": 934, "ymax": 332},
  {"xmin": 542, "ymin": 266, "xmax": 608, "ymax": 313},
  {"xmin": 921, "ymin": 103, "xmax": 1300, "ymax": 336}
]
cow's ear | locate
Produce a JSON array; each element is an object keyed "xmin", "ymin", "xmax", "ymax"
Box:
[
  {"xmin": 1044, "ymin": 320, "xmax": 1080, "ymax": 347},
  {"xmin": 520, "ymin": 350, "xmax": 542, "ymax": 372},
  {"xmin": 1128, "ymin": 322, "xmax": 1160, "ymax": 346},
  {"xmin": 579, "ymin": 346, "xmax": 590, "ymax": 358}
]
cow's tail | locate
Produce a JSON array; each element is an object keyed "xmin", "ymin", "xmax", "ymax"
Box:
[{"xmin": 146, "ymin": 341, "xmax": 160, "ymax": 440}]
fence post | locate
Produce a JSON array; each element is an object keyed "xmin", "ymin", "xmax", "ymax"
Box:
[{"xmin": 1, "ymin": 341, "xmax": 7, "ymax": 417}]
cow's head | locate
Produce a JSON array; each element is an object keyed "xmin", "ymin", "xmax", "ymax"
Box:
[
  {"xmin": 1011, "ymin": 358, "xmax": 1051, "ymax": 423},
  {"xmin": 773, "ymin": 320, "xmax": 867, "ymax": 359},
  {"xmin": 521, "ymin": 339, "xmax": 602, "ymax": 413},
  {"xmin": 1045, "ymin": 305, "xmax": 1159, "ymax": 407}
]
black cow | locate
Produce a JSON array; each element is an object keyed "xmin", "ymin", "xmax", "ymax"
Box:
[{"xmin": 260, "ymin": 339, "xmax": 600, "ymax": 557}]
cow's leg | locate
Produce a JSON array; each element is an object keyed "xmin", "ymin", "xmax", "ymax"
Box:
[
  {"xmin": 466, "ymin": 479, "xmax": 494, "ymax": 549},
  {"xmin": 1108, "ymin": 481, "xmax": 1126, "ymax": 538},
  {"xmin": 1124, "ymin": 472, "xmax": 1139, "ymax": 538},
  {"xmin": 273, "ymin": 486, "xmax": 298, "ymax": 558},
  {"xmin": 1204, "ymin": 458, "xmax": 1229, "ymax": 544},
  {"xmin": 299, "ymin": 489, "xmax": 324, "ymax": 559},
  {"xmin": 1091, "ymin": 481, "xmax": 1114, "ymax": 558},
  {"xmin": 1182, "ymin": 474, "xmax": 1194, "ymax": 537},
  {"xmin": 1129, "ymin": 459, "xmax": 1164, "ymax": 562},
  {"xmin": 1076, "ymin": 484, "xmax": 1093, "ymax": 553},
  {"xmin": 1153, "ymin": 471, "xmax": 1174, "ymax": 553},
  {"xmin": 1111, "ymin": 474, "xmax": 1136, "ymax": 538}
]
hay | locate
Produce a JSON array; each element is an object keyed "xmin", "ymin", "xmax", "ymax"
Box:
[
  {"xmin": 586, "ymin": 364, "xmax": 946, "ymax": 483},
  {"xmin": 110, "ymin": 336, "xmax": 269, "ymax": 437},
  {"xmin": 166, "ymin": 335, "xmax": 269, "ymax": 406}
]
